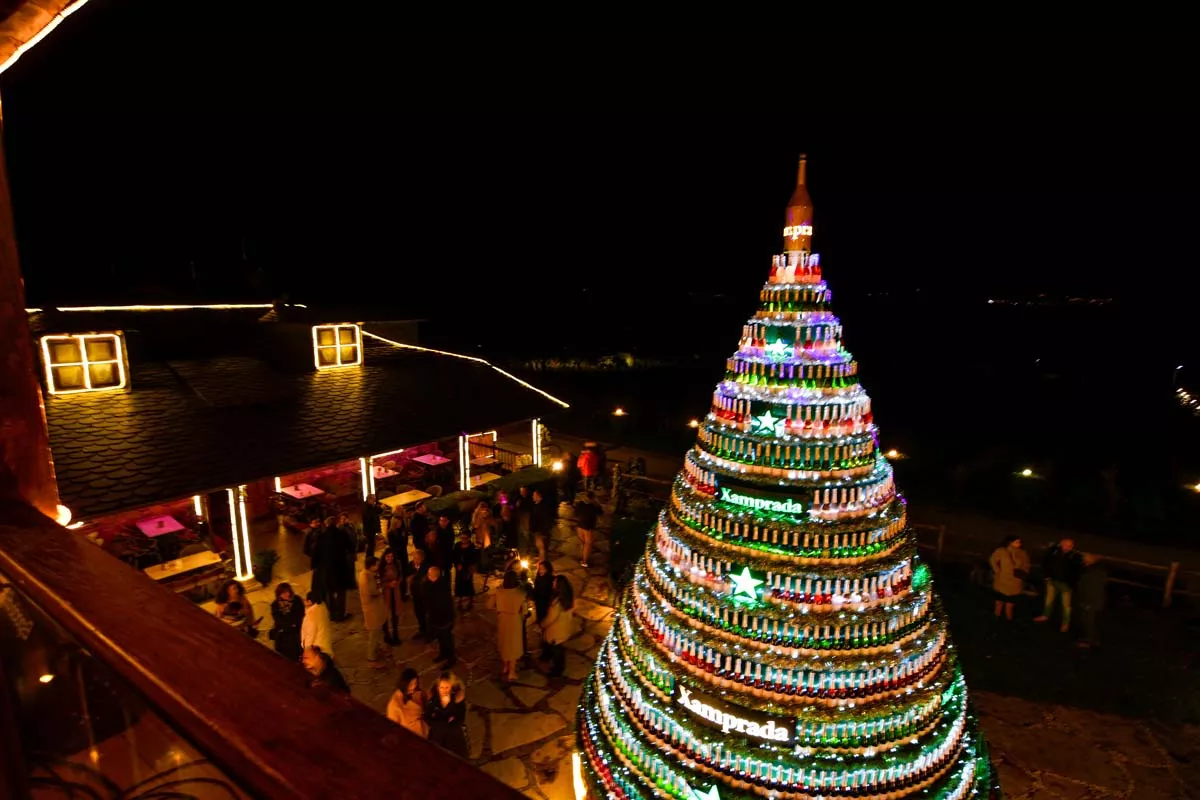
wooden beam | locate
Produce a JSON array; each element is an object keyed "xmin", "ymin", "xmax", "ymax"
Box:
[{"xmin": 0, "ymin": 100, "xmax": 59, "ymax": 520}]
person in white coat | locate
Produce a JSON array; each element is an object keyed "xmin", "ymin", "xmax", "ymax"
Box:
[{"xmin": 301, "ymin": 591, "xmax": 334, "ymax": 660}]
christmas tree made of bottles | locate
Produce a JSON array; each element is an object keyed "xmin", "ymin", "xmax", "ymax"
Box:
[{"xmin": 575, "ymin": 157, "xmax": 999, "ymax": 800}]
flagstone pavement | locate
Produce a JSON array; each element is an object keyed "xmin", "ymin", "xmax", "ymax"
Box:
[{"xmin": 222, "ymin": 504, "xmax": 1200, "ymax": 799}]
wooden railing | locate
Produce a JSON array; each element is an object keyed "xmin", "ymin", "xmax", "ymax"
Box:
[
  {"xmin": 912, "ymin": 523, "xmax": 1198, "ymax": 608},
  {"xmin": 0, "ymin": 491, "xmax": 523, "ymax": 799}
]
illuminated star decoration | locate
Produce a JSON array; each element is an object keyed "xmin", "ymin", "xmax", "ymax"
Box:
[
  {"xmin": 764, "ymin": 338, "xmax": 790, "ymax": 359},
  {"xmin": 753, "ymin": 409, "xmax": 785, "ymax": 436},
  {"xmin": 692, "ymin": 785, "xmax": 721, "ymax": 800},
  {"xmin": 729, "ymin": 566, "xmax": 764, "ymax": 600}
]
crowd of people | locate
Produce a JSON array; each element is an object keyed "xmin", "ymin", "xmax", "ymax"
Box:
[
  {"xmin": 988, "ymin": 535, "xmax": 1108, "ymax": 648},
  {"xmin": 212, "ymin": 455, "xmax": 607, "ymax": 761}
]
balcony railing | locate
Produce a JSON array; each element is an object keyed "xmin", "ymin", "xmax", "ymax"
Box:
[{"xmin": 0, "ymin": 488, "xmax": 523, "ymax": 799}]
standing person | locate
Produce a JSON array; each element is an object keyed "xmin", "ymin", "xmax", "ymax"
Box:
[
  {"xmin": 316, "ymin": 516, "xmax": 354, "ymax": 622},
  {"xmin": 471, "ymin": 500, "xmax": 495, "ymax": 549},
  {"xmin": 357, "ymin": 556, "xmax": 389, "ymax": 669},
  {"xmin": 573, "ymin": 490, "xmax": 602, "ymax": 569},
  {"xmin": 495, "ymin": 570, "xmax": 527, "ymax": 682},
  {"xmin": 386, "ymin": 506, "xmax": 411, "ymax": 601},
  {"xmin": 530, "ymin": 489, "xmax": 556, "ymax": 563},
  {"xmin": 303, "ymin": 518, "xmax": 323, "ymax": 587},
  {"xmin": 409, "ymin": 501, "xmax": 430, "ymax": 559},
  {"xmin": 988, "ymin": 536, "xmax": 1030, "ymax": 622},
  {"xmin": 361, "ymin": 495, "xmax": 383, "ymax": 558},
  {"xmin": 380, "ymin": 547, "xmax": 405, "ymax": 645},
  {"xmin": 1076, "ymin": 553, "xmax": 1108, "ymax": 648},
  {"xmin": 541, "ymin": 575, "xmax": 575, "ymax": 678},
  {"xmin": 303, "ymin": 646, "xmax": 349, "ymax": 693},
  {"xmin": 410, "ymin": 549, "xmax": 430, "ymax": 641},
  {"xmin": 301, "ymin": 592, "xmax": 334, "ymax": 659},
  {"xmin": 214, "ymin": 580, "xmax": 260, "ymax": 636},
  {"xmin": 452, "ymin": 534, "xmax": 479, "ymax": 611},
  {"xmin": 425, "ymin": 566, "xmax": 456, "ymax": 668},
  {"xmin": 578, "ymin": 446, "xmax": 599, "ymax": 493},
  {"xmin": 268, "ymin": 582, "xmax": 305, "ymax": 661},
  {"xmin": 433, "ymin": 513, "xmax": 456, "ymax": 565},
  {"xmin": 533, "ymin": 560, "xmax": 556, "ymax": 660},
  {"xmin": 497, "ymin": 503, "xmax": 519, "ymax": 554},
  {"xmin": 515, "ymin": 487, "xmax": 533, "ymax": 553},
  {"xmin": 1035, "ymin": 538, "xmax": 1084, "ymax": 633},
  {"xmin": 426, "ymin": 671, "xmax": 469, "ymax": 758},
  {"xmin": 386, "ymin": 668, "xmax": 429, "ymax": 737},
  {"xmin": 559, "ymin": 451, "xmax": 581, "ymax": 505}
]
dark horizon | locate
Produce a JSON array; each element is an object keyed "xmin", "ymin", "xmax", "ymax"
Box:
[{"xmin": 2, "ymin": 9, "xmax": 1199, "ymax": 319}]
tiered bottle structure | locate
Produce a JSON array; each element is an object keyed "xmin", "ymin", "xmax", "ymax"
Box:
[{"xmin": 576, "ymin": 157, "xmax": 999, "ymax": 800}]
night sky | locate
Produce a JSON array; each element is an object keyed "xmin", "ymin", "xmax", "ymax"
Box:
[{"xmin": 3, "ymin": 11, "xmax": 1198, "ymax": 329}]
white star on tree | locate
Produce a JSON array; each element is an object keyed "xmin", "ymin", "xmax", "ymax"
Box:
[
  {"xmin": 764, "ymin": 339, "xmax": 790, "ymax": 359},
  {"xmin": 754, "ymin": 410, "xmax": 785, "ymax": 436},
  {"xmin": 729, "ymin": 566, "xmax": 764, "ymax": 600},
  {"xmin": 691, "ymin": 785, "xmax": 721, "ymax": 800}
]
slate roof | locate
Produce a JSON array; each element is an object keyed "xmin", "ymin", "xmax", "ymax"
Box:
[{"xmin": 45, "ymin": 329, "xmax": 566, "ymax": 520}]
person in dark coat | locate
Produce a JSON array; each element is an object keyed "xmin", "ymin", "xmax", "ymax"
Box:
[
  {"xmin": 361, "ymin": 495, "xmax": 383, "ymax": 558},
  {"xmin": 424, "ymin": 566, "xmax": 456, "ymax": 667},
  {"xmin": 452, "ymin": 535, "xmax": 479, "ymax": 610},
  {"xmin": 426, "ymin": 671, "xmax": 468, "ymax": 757},
  {"xmin": 386, "ymin": 506, "xmax": 411, "ymax": 600},
  {"xmin": 1035, "ymin": 538, "xmax": 1084, "ymax": 633},
  {"xmin": 514, "ymin": 487, "xmax": 533, "ymax": 553},
  {"xmin": 410, "ymin": 549, "xmax": 430, "ymax": 641},
  {"xmin": 315, "ymin": 516, "xmax": 355, "ymax": 621},
  {"xmin": 409, "ymin": 501, "xmax": 430, "ymax": 555},
  {"xmin": 268, "ymin": 582, "xmax": 305, "ymax": 661},
  {"xmin": 303, "ymin": 646, "xmax": 349, "ymax": 693},
  {"xmin": 1076, "ymin": 553, "xmax": 1108, "ymax": 648},
  {"xmin": 573, "ymin": 490, "xmax": 602, "ymax": 569},
  {"xmin": 533, "ymin": 559, "xmax": 555, "ymax": 660},
  {"xmin": 433, "ymin": 513, "xmax": 456, "ymax": 565},
  {"xmin": 530, "ymin": 489, "xmax": 556, "ymax": 562}
]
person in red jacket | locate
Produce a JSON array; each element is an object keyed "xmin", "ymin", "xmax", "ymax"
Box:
[{"xmin": 578, "ymin": 447, "xmax": 600, "ymax": 493}]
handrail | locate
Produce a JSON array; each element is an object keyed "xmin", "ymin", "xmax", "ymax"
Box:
[
  {"xmin": 910, "ymin": 522, "xmax": 1198, "ymax": 608},
  {"xmin": 0, "ymin": 492, "xmax": 523, "ymax": 799}
]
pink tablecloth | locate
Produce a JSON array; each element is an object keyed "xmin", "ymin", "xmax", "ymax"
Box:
[
  {"xmin": 136, "ymin": 515, "xmax": 185, "ymax": 538},
  {"xmin": 413, "ymin": 454, "xmax": 451, "ymax": 466}
]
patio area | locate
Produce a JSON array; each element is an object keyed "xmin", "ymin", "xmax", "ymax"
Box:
[{"xmin": 223, "ymin": 500, "xmax": 1200, "ymax": 800}]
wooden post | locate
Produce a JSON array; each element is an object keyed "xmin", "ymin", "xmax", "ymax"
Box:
[
  {"xmin": 1163, "ymin": 561, "xmax": 1180, "ymax": 608},
  {"xmin": 0, "ymin": 97, "xmax": 60, "ymax": 520},
  {"xmin": 936, "ymin": 525, "xmax": 947, "ymax": 561}
]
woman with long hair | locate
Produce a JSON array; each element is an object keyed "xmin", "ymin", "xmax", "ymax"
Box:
[
  {"xmin": 426, "ymin": 671, "xmax": 468, "ymax": 757},
  {"xmin": 268, "ymin": 582, "xmax": 305, "ymax": 661},
  {"xmin": 533, "ymin": 560, "xmax": 555, "ymax": 661},
  {"xmin": 541, "ymin": 575, "xmax": 575, "ymax": 678},
  {"xmin": 386, "ymin": 667, "xmax": 429, "ymax": 738},
  {"xmin": 214, "ymin": 580, "xmax": 259, "ymax": 636},
  {"xmin": 380, "ymin": 547, "xmax": 404, "ymax": 645}
]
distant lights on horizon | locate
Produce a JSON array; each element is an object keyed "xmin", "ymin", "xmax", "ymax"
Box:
[{"xmin": 613, "ymin": 407, "xmax": 627, "ymax": 417}]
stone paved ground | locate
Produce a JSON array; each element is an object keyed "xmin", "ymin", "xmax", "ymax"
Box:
[{"xmin": 227, "ymin": 502, "xmax": 1200, "ymax": 799}]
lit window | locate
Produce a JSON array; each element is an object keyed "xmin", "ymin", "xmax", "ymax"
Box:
[
  {"xmin": 40, "ymin": 333, "xmax": 127, "ymax": 395},
  {"xmin": 312, "ymin": 324, "xmax": 362, "ymax": 369}
]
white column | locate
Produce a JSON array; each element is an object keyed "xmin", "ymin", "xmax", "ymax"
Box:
[
  {"xmin": 458, "ymin": 434, "xmax": 470, "ymax": 491},
  {"xmin": 227, "ymin": 486, "xmax": 254, "ymax": 581},
  {"xmin": 359, "ymin": 457, "xmax": 372, "ymax": 500},
  {"xmin": 532, "ymin": 418, "xmax": 543, "ymax": 467},
  {"xmin": 192, "ymin": 494, "xmax": 204, "ymax": 520}
]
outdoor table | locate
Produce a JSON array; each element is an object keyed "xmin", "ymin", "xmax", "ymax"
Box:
[
  {"xmin": 381, "ymin": 489, "xmax": 432, "ymax": 510},
  {"xmin": 136, "ymin": 515, "xmax": 186, "ymax": 538},
  {"xmin": 281, "ymin": 483, "xmax": 324, "ymax": 500},
  {"xmin": 143, "ymin": 550, "xmax": 222, "ymax": 581},
  {"xmin": 471, "ymin": 456, "xmax": 497, "ymax": 466},
  {"xmin": 469, "ymin": 472, "xmax": 501, "ymax": 488},
  {"xmin": 370, "ymin": 465, "xmax": 398, "ymax": 479},
  {"xmin": 413, "ymin": 454, "xmax": 452, "ymax": 467}
]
